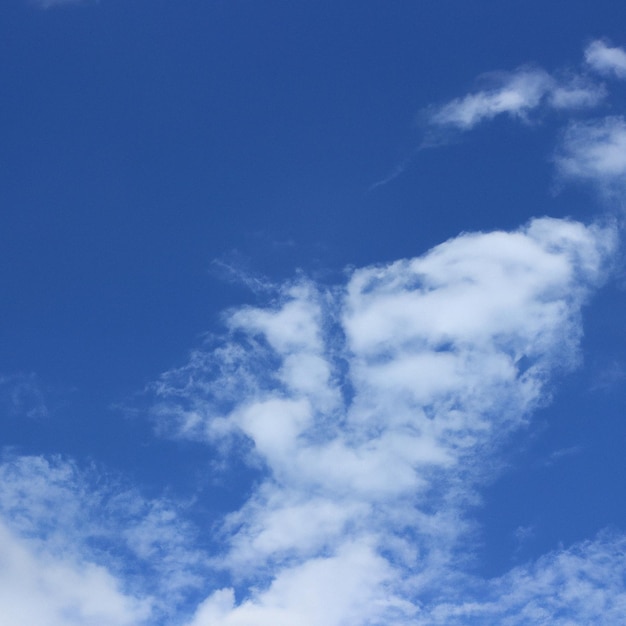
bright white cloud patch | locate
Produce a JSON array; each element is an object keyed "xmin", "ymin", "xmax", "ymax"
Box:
[
  {"xmin": 150, "ymin": 216, "xmax": 615, "ymax": 625},
  {"xmin": 585, "ymin": 40, "xmax": 626, "ymax": 79}
]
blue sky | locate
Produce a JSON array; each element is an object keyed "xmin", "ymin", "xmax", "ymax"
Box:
[{"xmin": 2, "ymin": 1, "xmax": 626, "ymax": 624}]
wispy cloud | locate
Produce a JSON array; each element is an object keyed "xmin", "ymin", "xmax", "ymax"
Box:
[
  {"xmin": 429, "ymin": 68, "xmax": 604, "ymax": 130},
  {"xmin": 427, "ymin": 40, "xmax": 626, "ymax": 134},
  {"xmin": 0, "ymin": 373, "xmax": 48, "ymax": 419},
  {"xmin": 542, "ymin": 445, "xmax": 583, "ymax": 467},
  {"xmin": 373, "ymin": 41, "xmax": 619, "ymax": 189},
  {"xmin": 590, "ymin": 359, "xmax": 626, "ymax": 392},
  {"xmin": 428, "ymin": 532, "xmax": 626, "ymax": 624}
]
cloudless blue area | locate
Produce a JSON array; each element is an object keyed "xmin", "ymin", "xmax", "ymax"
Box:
[{"xmin": 2, "ymin": 0, "xmax": 626, "ymax": 578}]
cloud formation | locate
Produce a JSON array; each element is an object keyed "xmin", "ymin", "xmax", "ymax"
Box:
[{"xmin": 150, "ymin": 216, "xmax": 615, "ymax": 625}]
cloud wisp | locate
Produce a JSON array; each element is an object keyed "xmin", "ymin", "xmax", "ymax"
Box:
[
  {"xmin": 425, "ymin": 38, "xmax": 626, "ymax": 134},
  {"xmin": 428, "ymin": 67, "xmax": 604, "ymax": 131},
  {"xmin": 373, "ymin": 39, "xmax": 626, "ymax": 190},
  {"xmin": 427, "ymin": 531, "xmax": 626, "ymax": 625},
  {"xmin": 149, "ymin": 216, "xmax": 615, "ymax": 625},
  {"xmin": 0, "ymin": 373, "xmax": 48, "ymax": 419}
]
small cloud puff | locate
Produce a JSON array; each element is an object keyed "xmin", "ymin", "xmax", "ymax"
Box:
[
  {"xmin": 585, "ymin": 40, "xmax": 626, "ymax": 79},
  {"xmin": 556, "ymin": 116, "xmax": 626, "ymax": 195}
]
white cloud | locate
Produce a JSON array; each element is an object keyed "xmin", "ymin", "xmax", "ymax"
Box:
[
  {"xmin": 556, "ymin": 116, "xmax": 626, "ymax": 194},
  {"xmin": 0, "ymin": 520, "xmax": 150, "ymax": 626},
  {"xmin": 429, "ymin": 68, "xmax": 604, "ymax": 130},
  {"xmin": 189, "ymin": 541, "xmax": 409, "ymax": 626},
  {"xmin": 149, "ymin": 216, "xmax": 615, "ymax": 626},
  {"xmin": 585, "ymin": 40, "xmax": 626, "ymax": 79},
  {"xmin": 0, "ymin": 454, "xmax": 211, "ymax": 624},
  {"xmin": 427, "ymin": 532, "xmax": 626, "ymax": 624}
]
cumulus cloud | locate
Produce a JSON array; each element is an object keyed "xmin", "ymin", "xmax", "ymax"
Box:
[
  {"xmin": 149, "ymin": 216, "xmax": 615, "ymax": 625},
  {"xmin": 585, "ymin": 40, "xmax": 626, "ymax": 79},
  {"xmin": 429, "ymin": 68, "xmax": 604, "ymax": 130}
]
